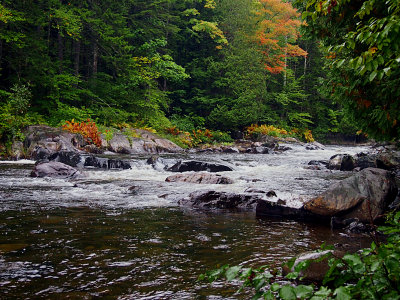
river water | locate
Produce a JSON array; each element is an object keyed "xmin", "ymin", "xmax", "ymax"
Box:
[{"xmin": 0, "ymin": 144, "xmax": 373, "ymax": 299}]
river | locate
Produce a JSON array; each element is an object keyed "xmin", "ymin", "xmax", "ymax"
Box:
[{"xmin": 0, "ymin": 144, "xmax": 373, "ymax": 299}]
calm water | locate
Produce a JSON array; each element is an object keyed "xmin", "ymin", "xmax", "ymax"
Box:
[{"xmin": 0, "ymin": 145, "xmax": 373, "ymax": 298}]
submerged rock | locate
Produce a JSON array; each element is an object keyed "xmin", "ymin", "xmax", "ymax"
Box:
[
  {"xmin": 179, "ymin": 191, "xmax": 259, "ymax": 209},
  {"xmin": 30, "ymin": 161, "xmax": 83, "ymax": 179},
  {"xmin": 166, "ymin": 173, "xmax": 233, "ymax": 184},
  {"xmin": 167, "ymin": 160, "xmax": 233, "ymax": 173},
  {"xmin": 304, "ymin": 168, "xmax": 397, "ymax": 222}
]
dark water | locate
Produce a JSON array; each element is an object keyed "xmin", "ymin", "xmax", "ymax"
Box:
[
  {"xmin": 0, "ymin": 145, "xmax": 373, "ymax": 298},
  {"xmin": 0, "ymin": 207, "xmax": 371, "ymax": 299}
]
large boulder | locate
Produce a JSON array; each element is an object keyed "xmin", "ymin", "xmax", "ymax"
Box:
[
  {"xmin": 167, "ymin": 160, "xmax": 233, "ymax": 172},
  {"xmin": 179, "ymin": 191, "xmax": 259, "ymax": 209},
  {"xmin": 304, "ymin": 168, "xmax": 397, "ymax": 222},
  {"xmin": 30, "ymin": 161, "xmax": 83, "ymax": 179},
  {"xmin": 166, "ymin": 173, "xmax": 233, "ymax": 184}
]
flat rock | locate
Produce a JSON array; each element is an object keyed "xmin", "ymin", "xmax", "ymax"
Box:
[
  {"xmin": 166, "ymin": 173, "xmax": 233, "ymax": 184},
  {"xmin": 30, "ymin": 161, "xmax": 83, "ymax": 179}
]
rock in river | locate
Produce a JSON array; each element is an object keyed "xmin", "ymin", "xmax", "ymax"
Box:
[
  {"xmin": 30, "ymin": 161, "xmax": 83, "ymax": 179},
  {"xmin": 166, "ymin": 173, "xmax": 233, "ymax": 184},
  {"xmin": 304, "ymin": 168, "xmax": 397, "ymax": 222},
  {"xmin": 167, "ymin": 160, "xmax": 233, "ymax": 173},
  {"xmin": 179, "ymin": 191, "xmax": 258, "ymax": 209}
]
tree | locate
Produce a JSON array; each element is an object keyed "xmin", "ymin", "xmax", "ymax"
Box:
[{"xmin": 298, "ymin": 0, "xmax": 400, "ymax": 140}]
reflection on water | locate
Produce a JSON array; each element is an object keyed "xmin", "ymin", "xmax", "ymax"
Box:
[
  {"xmin": 0, "ymin": 145, "xmax": 372, "ymax": 298},
  {"xmin": 0, "ymin": 208, "xmax": 371, "ymax": 299}
]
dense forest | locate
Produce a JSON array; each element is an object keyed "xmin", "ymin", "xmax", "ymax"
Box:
[{"xmin": 0, "ymin": 0, "xmax": 399, "ymax": 149}]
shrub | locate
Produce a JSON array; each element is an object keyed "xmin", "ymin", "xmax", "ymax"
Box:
[
  {"xmin": 200, "ymin": 211, "xmax": 400, "ymax": 299},
  {"xmin": 62, "ymin": 119, "xmax": 102, "ymax": 147}
]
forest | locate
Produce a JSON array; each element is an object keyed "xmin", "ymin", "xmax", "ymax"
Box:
[
  {"xmin": 3, "ymin": 0, "xmax": 395, "ymax": 151},
  {"xmin": 1, "ymin": 0, "xmax": 399, "ymax": 144}
]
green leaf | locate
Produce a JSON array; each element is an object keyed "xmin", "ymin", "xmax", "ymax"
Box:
[
  {"xmin": 285, "ymin": 272, "xmax": 299, "ymax": 280},
  {"xmin": 294, "ymin": 285, "xmax": 314, "ymax": 299},
  {"xmin": 279, "ymin": 285, "xmax": 296, "ymax": 300},
  {"xmin": 334, "ymin": 286, "xmax": 352, "ymax": 300},
  {"xmin": 369, "ymin": 70, "xmax": 377, "ymax": 81},
  {"xmin": 271, "ymin": 282, "xmax": 281, "ymax": 292},
  {"xmin": 225, "ymin": 266, "xmax": 241, "ymax": 281}
]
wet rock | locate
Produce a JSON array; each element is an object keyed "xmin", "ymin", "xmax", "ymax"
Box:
[
  {"xmin": 30, "ymin": 161, "xmax": 83, "ymax": 178},
  {"xmin": 167, "ymin": 160, "xmax": 233, "ymax": 173},
  {"xmin": 256, "ymin": 200, "xmax": 318, "ymax": 221},
  {"xmin": 146, "ymin": 156, "xmax": 179, "ymax": 171},
  {"xmin": 308, "ymin": 160, "xmax": 329, "ymax": 168},
  {"xmin": 330, "ymin": 216, "xmax": 360, "ymax": 229},
  {"xmin": 304, "ymin": 168, "xmax": 398, "ymax": 222},
  {"xmin": 179, "ymin": 191, "xmax": 259, "ymax": 209},
  {"xmin": 244, "ymin": 188, "xmax": 266, "ymax": 194},
  {"xmin": 31, "ymin": 146, "xmax": 53, "ymax": 160},
  {"xmin": 376, "ymin": 151, "xmax": 400, "ymax": 170},
  {"xmin": 166, "ymin": 173, "xmax": 233, "ymax": 184},
  {"xmin": 277, "ymin": 199, "xmax": 286, "ymax": 205},
  {"xmin": 388, "ymin": 192, "xmax": 400, "ymax": 211},
  {"xmin": 253, "ymin": 146, "xmax": 270, "ymax": 154},
  {"xmin": 305, "ymin": 143, "xmax": 322, "ymax": 150},
  {"xmin": 276, "ymin": 145, "xmax": 292, "ymax": 152},
  {"xmin": 83, "ymin": 156, "xmax": 131, "ymax": 169},
  {"xmin": 345, "ymin": 220, "xmax": 374, "ymax": 234},
  {"xmin": 328, "ymin": 154, "xmax": 355, "ymax": 171},
  {"xmin": 221, "ymin": 146, "xmax": 240, "ymax": 153},
  {"xmin": 354, "ymin": 152, "xmax": 376, "ymax": 170},
  {"xmin": 49, "ymin": 151, "xmax": 82, "ymax": 167}
]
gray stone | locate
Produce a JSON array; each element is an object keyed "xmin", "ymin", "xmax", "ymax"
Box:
[
  {"xmin": 167, "ymin": 160, "xmax": 233, "ymax": 173},
  {"xmin": 328, "ymin": 154, "xmax": 355, "ymax": 171},
  {"xmin": 30, "ymin": 161, "xmax": 83, "ymax": 179},
  {"xmin": 304, "ymin": 168, "xmax": 397, "ymax": 222},
  {"xmin": 179, "ymin": 191, "xmax": 259, "ymax": 209}
]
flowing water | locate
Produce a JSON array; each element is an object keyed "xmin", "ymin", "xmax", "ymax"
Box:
[{"xmin": 0, "ymin": 144, "xmax": 373, "ymax": 299}]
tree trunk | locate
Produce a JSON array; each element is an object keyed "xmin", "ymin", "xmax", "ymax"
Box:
[
  {"xmin": 73, "ymin": 39, "xmax": 81, "ymax": 76},
  {"xmin": 92, "ymin": 41, "xmax": 98, "ymax": 78},
  {"xmin": 57, "ymin": 30, "xmax": 64, "ymax": 73},
  {"xmin": 0, "ymin": 38, "xmax": 2, "ymax": 65}
]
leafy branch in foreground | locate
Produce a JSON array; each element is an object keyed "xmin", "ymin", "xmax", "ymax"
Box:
[{"xmin": 200, "ymin": 211, "xmax": 400, "ymax": 299}]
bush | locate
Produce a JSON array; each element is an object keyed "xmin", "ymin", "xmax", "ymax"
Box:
[
  {"xmin": 0, "ymin": 84, "xmax": 44, "ymax": 149},
  {"xmin": 48, "ymin": 102, "xmax": 93, "ymax": 127},
  {"xmin": 62, "ymin": 119, "xmax": 102, "ymax": 147},
  {"xmin": 200, "ymin": 211, "xmax": 400, "ymax": 299}
]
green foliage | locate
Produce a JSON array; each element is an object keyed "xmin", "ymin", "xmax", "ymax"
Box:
[
  {"xmin": 298, "ymin": 0, "xmax": 400, "ymax": 140},
  {"xmin": 0, "ymin": 84, "xmax": 44, "ymax": 147},
  {"xmin": 48, "ymin": 103, "xmax": 92, "ymax": 127},
  {"xmin": 201, "ymin": 212, "xmax": 400, "ymax": 299}
]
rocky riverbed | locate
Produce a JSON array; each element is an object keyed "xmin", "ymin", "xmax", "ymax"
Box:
[{"xmin": 1, "ymin": 126, "xmax": 399, "ymax": 298}]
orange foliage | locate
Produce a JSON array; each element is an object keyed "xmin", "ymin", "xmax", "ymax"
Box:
[
  {"xmin": 255, "ymin": 0, "xmax": 307, "ymax": 73},
  {"xmin": 62, "ymin": 119, "xmax": 102, "ymax": 147}
]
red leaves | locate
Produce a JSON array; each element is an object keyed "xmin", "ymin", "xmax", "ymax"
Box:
[
  {"xmin": 255, "ymin": 0, "xmax": 307, "ymax": 74},
  {"xmin": 62, "ymin": 119, "xmax": 102, "ymax": 147}
]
